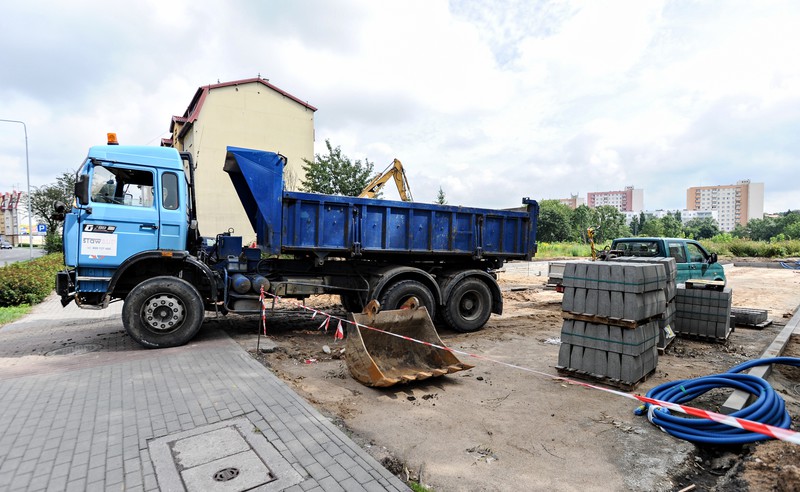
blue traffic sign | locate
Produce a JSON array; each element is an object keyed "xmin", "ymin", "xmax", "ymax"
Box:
[{"xmin": 36, "ymin": 224, "xmax": 47, "ymax": 233}]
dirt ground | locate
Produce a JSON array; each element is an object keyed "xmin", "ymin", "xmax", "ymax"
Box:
[{"xmin": 218, "ymin": 262, "xmax": 800, "ymax": 491}]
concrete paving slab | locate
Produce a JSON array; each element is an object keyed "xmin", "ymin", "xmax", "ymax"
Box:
[{"xmin": 0, "ymin": 295, "xmax": 409, "ymax": 491}]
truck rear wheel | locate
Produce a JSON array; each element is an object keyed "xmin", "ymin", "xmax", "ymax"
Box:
[
  {"xmin": 122, "ymin": 276, "xmax": 205, "ymax": 348},
  {"xmin": 443, "ymin": 278, "xmax": 492, "ymax": 333},
  {"xmin": 379, "ymin": 279, "xmax": 436, "ymax": 320}
]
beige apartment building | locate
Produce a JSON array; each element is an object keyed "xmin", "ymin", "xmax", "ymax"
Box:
[
  {"xmin": 164, "ymin": 77, "xmax": 316, "ymax": 242},
  {"xmin": 686, "ymin": 180, "xmax": 764, "ymax": 231}
]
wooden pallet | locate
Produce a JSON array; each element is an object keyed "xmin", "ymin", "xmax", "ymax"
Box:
[
  {"xmin": 684, "ymin": 279, "xmax": 725, "ymax": 291},
  {"xmin": 561, "ymin": 311, "xmax": 662, "ymax": 330},
  {"xmin": 673, "ymin": 327, "xmax": 733, "ymax": 344},
  {"xmin": 555, "ymin": 365, "xmax": 656, "ymax": 392}
]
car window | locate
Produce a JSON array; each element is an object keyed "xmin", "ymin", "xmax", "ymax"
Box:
[
  {"xmin": 668, "ymin": 242, "xmax": 687, "ymax": 263},
  {"xmin": 686, "ymin": 243, "xmax": 706, "ymax": 263},
  {"xmin": 616, "ymin": 241, "xmax": 658, "ymax": 257}
]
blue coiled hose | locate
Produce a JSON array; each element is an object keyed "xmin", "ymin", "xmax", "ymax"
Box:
[{"xmin": 635, "ymin": 357, "xmax": 800, "ymax": 444}]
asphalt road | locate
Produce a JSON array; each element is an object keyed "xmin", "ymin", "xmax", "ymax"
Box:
[{"xmin": 0, "ymin": 247, "xmax": 46, "ymax": 267}]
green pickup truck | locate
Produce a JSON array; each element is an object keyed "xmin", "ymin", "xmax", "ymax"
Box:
[{"xmin": 605, "ymin": 237, "xmax": 726, "ymax": 284}]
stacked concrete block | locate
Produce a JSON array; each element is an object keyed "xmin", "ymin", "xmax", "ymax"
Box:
[
  {"xmin": 561, "ymin": 261, "xmax": 668, "ymax": 321},
  {"xmin": 673, "ymin": 285, "xmax": 733, "ymax": 340},
  {"xmin": 607, "ymin": 257, "xmax": 678, "ymax": 350},
  {"xmin": 557, "ymin": 261, "xmax": 668, "ymax": 386}
]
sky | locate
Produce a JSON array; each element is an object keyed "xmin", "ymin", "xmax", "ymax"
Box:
[{"xmin": 1, "ymin": 0, "xmax": 799, "ymax": 215}]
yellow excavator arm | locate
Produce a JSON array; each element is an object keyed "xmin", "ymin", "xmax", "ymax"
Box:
[{"xmin": 358, "ymin": 159, "xmax": 413, "ymax": 201}]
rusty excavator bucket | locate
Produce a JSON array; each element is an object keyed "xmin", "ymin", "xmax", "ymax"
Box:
[{"xmin": 345, "ymin": 298, "xmax": 474, "ymax": 387}]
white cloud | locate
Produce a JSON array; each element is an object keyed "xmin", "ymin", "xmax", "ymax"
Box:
[{"xmin": 1, "ymin": 0, "xmax": 799, "ymax": 216}]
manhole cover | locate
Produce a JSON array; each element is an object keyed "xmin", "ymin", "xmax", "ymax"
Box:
[
  {"xmin": 213, "ymin": 467, "xmax": 240, "ymax": 482},
  {"xmin": 46, "ymin": 344, "xmax": 103, "ymax": 356}
]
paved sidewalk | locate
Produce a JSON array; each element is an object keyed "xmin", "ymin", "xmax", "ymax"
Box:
[{"xmin": 0, "ymin": 296, "xmax": 409, "ymax": 491}]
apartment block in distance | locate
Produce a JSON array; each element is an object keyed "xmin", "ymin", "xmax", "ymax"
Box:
[
  {"xmin": 557, "ymin": 194, "xmax": 586, "ymax": 209},
  {"xmin": 165, "ymin": 77, "xmax": 317, "ymax": 242},
  {"xmin": 587, "ymin": 186, "xmax": 643, "ymax": 213},
  {"xmin": 686, "ymin": 180, "xmax": 764, "ymax": 231}
]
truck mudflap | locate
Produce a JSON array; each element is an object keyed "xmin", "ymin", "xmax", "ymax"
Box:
[{"xmin": 345, "ymin": 299, "xmax": 474, "ymax": 387}]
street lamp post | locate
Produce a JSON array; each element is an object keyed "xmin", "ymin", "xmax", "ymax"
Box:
[{"xmin": 0, "ymin": 118, "xmax": 33, "ymax": 259}]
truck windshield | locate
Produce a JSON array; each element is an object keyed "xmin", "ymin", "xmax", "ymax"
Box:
[{"xmin": 90, "ymin": 164, "xmax": 154, "ymax": 207}]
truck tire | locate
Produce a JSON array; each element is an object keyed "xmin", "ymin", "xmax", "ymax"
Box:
[
  {"xmin": 122, "ymin": 276, "xmax": 205, "ymax": 348},
  {"xmin": 379, "ymin": 279, "xmax": 436, "ymax": 320},
  {"xmin": 443, "ymin": 278, "xmax": 492, "ymax": 333}
]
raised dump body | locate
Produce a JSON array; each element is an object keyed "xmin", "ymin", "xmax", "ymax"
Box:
[{"xmin": 224, "ymin": 147, "xmax": 537, "ymax": 264}]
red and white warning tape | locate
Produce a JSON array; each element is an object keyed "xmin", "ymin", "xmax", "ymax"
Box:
[{"xmin": 259, "ymin": 291, "xmax": 800, "ymax": 446}]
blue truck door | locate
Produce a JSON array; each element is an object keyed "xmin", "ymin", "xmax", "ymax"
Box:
[
  {"xmin": 157, "ymin": 171, "xmax": 187, "ymax": 251},
  {"xmin": 79, "ymin": 162, "xmax": 159, "ymax": 271}
]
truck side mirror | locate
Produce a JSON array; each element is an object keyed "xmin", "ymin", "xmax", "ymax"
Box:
[
  {"xmin": 709, "ymin": 253, "xmax": 718, "ymax": 264},
  {"xmin": 75, "ymin": 175, "xmax": 90, "ymax": 206}
]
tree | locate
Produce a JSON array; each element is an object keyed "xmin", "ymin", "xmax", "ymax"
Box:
[
  {"xmin": 739, "ymin": 217, "xmax": 779, "ymax": 241},
  {"xmin": 537, "ymin": 200, "xmax": 573, "ymax": 242},
  {"xmin": 31, "ymin": 171, "xmax": 76, "ymax": 253},
  {"xmin": 300, "ymin": 140, "xmax": 375, "ymax": 196},
  {"xmin": 641, "ymin": 219, "xmax": 664, "ymax": 237},
  {"xmin": 435, "ymin": 186, "xmax": 447, "ymax": 205},
  {"xmin": 661, "ymin": 213, "xmax": 683, "ymax": 237},
  {"xmin": 629, "ymin": 215, "xmax": 640, "ymax": 236},
  {"xmin": 593, "ymin": 206, "xmax": 629, "ymax": 242},
  {"xmin": 571, "ymin": 205, "xmax": 597, "ymax": 243},
  {"xmin": 683, "ymin": 217, "xmax": 721, "ymax": 240}
]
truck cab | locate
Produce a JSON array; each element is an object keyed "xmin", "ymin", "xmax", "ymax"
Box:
[{"xmin": 609, "ymin": 237, "xmax": 726, "ymax": 284}]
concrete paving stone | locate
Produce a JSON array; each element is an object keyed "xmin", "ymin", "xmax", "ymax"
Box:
[
  {"xmin": 300, "ymin": 479, "xmax": 323, "ymax": 491},
  {"xmin": 339, "ymin": 477, "xmax": 367, "ymax": 492},
  {"xmin": 86, "ymin": 480, "xmax": 106, "ymax": 492},
  {"xmin": 305, "ymin": 461, "xmax": 332, "ymax": 482},
  {"xmin": 105, "ymin": 470, "xmax": 124, "ymax": 488},
  {"xmin": 142, "ymin": 472, "xmax": 158, "ymax": 490},
  {"xmin": 327, "ymin": 462, "xmax": 351, "ymax": 482},
  {"xmin": 50, "ymin": 463, "xmax": 70, "ymax": 478},
  {"xmin": 319, "ymin": 475, "xmax": 348, "ymax": 492},
  {"xmin": 47, "ymin": 474, "xmax": 69, "ymax": 490},
  {"xmin": 26, "ymin": 472, "xmax": 50, "ymax": 491},
  {"xmin": 16, "ymin": 459, "xmax": 36, "ymax": 475},
  {"xmin": 350, "ymin": 463, "xmax": 374, "ymax": 483},
  {"xmin": 284, "ymin": 485, "xmax": 305, "ymax": 492},
  {"xmin": 86, "ymin": 466, "xmax": 105, "ymax": 484},
  {"xmin": 558, "ymin": 342, "xmax": 572, "ymax": 367},
  {"xmin": 9, "ymin": 472, "xmax": 33, "ymax": 491},
  {"xmin": 68, "ymin": 462, "xmax": 89, "ymax": 482},
  {"xmin": 65, "ymin": 478, "xmax": 87, "ymax": 492}
]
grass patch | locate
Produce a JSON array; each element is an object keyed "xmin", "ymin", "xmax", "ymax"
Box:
[
  {"xmin": 701, "ymin": 239, "xmax": 800, "ymax": 258},
  {"xmin": 538, "ymin": 242, "xmax": 598, "ymax": 258},
  {"xmin": 410, "ymin": 482, "xmax": 434, "ymax": 492},
  {"xmin": 0, "ymin": 304, "xmax": 32, "ymax": 326}
]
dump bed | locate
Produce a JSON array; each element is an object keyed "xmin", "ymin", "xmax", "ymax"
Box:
[{"xmin": 224, "ymin": 147, "xmax": 538, "ymax": 262}]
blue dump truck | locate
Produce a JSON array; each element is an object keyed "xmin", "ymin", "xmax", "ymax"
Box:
[{"xmin": 55, "ymin": 140, "xmax": 538, "ymax": 348}]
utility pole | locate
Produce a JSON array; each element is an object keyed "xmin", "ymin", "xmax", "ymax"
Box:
[{"xmin": 0, "ymin": 119, "xmax": 33, "ymax": 258}]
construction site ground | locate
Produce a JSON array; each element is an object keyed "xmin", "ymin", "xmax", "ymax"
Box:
[{"xmin": 218, "ymin": 261, "xmax": 800, "ymax": 492}]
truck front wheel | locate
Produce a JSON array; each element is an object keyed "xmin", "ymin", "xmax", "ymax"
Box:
[
  {"xmin": 122, "ymin": 276, "xmax": 205, "ymax": 348},
  {"xmin": 443, "ymin": 278, "xmax": 492, "ymax": 333},
  {"xmin": 379, "ymin": 279, "xmax": 436, "ymax": 320}
]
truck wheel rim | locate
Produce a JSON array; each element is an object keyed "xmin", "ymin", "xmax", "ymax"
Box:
[
  {"xmin": 143, "ymin": 294, "xmax": 185, "ymax": 333},
  {"xmin": 459, "ymin": 292, "xmax": 480, "ymax": 321}
]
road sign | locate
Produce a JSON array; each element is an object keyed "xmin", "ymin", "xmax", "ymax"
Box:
[{"xmin": 36, "ymin": 224, "xmax": 47, "ymax": 234}]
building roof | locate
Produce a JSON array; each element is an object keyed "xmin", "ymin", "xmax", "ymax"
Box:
[{"xmin": 169, "ymin": 78, "xmax": 317, "ymax": 138}]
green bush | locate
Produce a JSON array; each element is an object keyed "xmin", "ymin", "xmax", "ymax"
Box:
[
  {"xmin": 0, "ymin": 253, "xmax": 64, "ymax": 307},
  {"xmin": 44, "ymin": 232, "xmax": 63, "ymax": 255}
]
